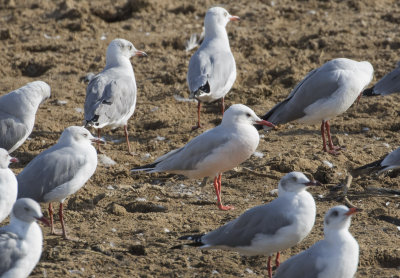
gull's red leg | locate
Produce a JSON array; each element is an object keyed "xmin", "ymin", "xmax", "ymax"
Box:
[
  {"xmin": 59, "ymin": 203, "xmax": 68, "ymax": 239},
  {"xmin": 267, "ymin": 255, "xmax": 272, "ymax": 278},
  {"xmin": 192, "ymin": 102, "xmax": 202, "ymax": 130},
  {"xmin": 275, "ymin": 252, "xmax": 280, "ymax": 267},
  {"xmin": 325, "ymin": 121, "xmax": 341, "ymax": 155},
  {"xmin": 321, "ymin": 121, "xmax": 328, "ymax": 152},
  {"xmin": 124, "ymin": 124, "xmax": 134, "ymax": 155},
  {"xmin": 49, "ymin": 203, "xmax": 55, "ymax": 234},
  {"xmin": 213, "ymin": 175, "xmax": 233, "ymax": 211}
]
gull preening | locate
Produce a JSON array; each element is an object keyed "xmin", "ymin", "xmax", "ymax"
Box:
[
  {"xmin": 0, "ymin": 198, "xmax": 49, "ymax": 278},
  {"xmin": 261, "ymin": 58, "xmax": 373, "ymax": 154},
  {"xmin": 178, "ymin": 172, "xmax": 320, "ymax": 278},
  {"xmin": 84, "ymin": 38, "xmax": 147, "ymax": 154},
  {"xmin": 274, "ymin": 205, "xmax": 359, "ymax": 278},
  {"xmin": 187, "ymin": 7, "xmax": 239, "ymax": 129},
  {"xmin": 132, "ymin": 104, "xmax": 274, "ymax": 210},
  {"xmin": 0, "ymin": 148, "xmax": 18, "ymax": 223},
  {"xmin": 0, "ymin": 81, "xmax": 51, "ymax": 153},
  {"xmin": 17, "ymin": 126, "xmax": 101, "ymax": 239}
]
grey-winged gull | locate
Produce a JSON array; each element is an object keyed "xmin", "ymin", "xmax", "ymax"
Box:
[
  {"xmin": 178, "ymin": 172, "xmax": 320, "ymax": 278},
  {"xmin": 363, "ymin": 61, "xmax": 400, "ymax": 96},
  {"xmin": 132, "ymin": 104, "xmax": 274, "ymax": 210},
  {"xmin": 0, "ymin": 198, "xmax": 49, "ymax": 278},
  {"xmin": 187, "ymin": 7, "xmax": 239, "ymax": 129},
  {"xmin": 84, "ymin": 38, "xmax": 147, "ymax": 154},
  {"xmin": 0, "ymin": 81, "xmax": 51, "ymax": 153},
  {"xmin": 0, "ymin": 148, "xmax": 18, "ymax": 223},
  {"xmin": 17, "ymin": 126, "xmax": 102, "ymax": 239},
  {"xmin": 274, "ymin": 206, "xmax": 359, "ymax": 278},
  {"xmin": 260, "ymin": 58, "xmax": 373, "ymax": 154},
  {"xmin": 351, "ymin": 146, "xmax": 400, "ymax": 177}
]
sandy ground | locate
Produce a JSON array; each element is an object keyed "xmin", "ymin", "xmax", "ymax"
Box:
[{"xmin": 0, "ymin": 0, "xmax": 399, "ymax": 277}]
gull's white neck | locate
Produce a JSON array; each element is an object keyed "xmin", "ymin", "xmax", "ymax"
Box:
[
  {"xmin": 105, "ymin": 55, "xmax": 134, "ymax": 73},
  {"xmin": 204, "ymin": 24, "xmax": 230, "ymax": 47}
]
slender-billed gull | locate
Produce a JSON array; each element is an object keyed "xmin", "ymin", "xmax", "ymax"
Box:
[
  {"xmin": 17, "ymin": 126, "xmax": 102, "ymax": 239},
  {"xmin": 274, "ymin": 206, "xmax": 359, "ymax": 278},
  {"xmin": 187, "ymin": 7, "xmax": 239, "ymax": 129},
  {"xmin": 0, "ymin": 81, "xmax": 50, "ymax": 153},
  {"xmin": 84, "ymin": 38, "xmax": 147, "ymax": 154},
  {"xmin": 132, "ymin": 104, "xmax": 274, "ymax": 210},
  {"xmin": 261, "ymin": 58, "xmax": 373, "ymax": 154},
  {"xmin": 178, "ymin": 172, "xmax": 320, "ymax": 278}
]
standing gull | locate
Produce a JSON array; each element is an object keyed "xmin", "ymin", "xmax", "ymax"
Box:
[
  {"xmin": 260, "ymin": 58, "xmax": 373, "ymax": 154},
  {"xmin": 0, "ymin": 198, "xmax": 49, "ymax": 278},
  {"xmin": 84, "ymin": 38, "xmax": 147, "ymax": 154},
  {"xmin": 363, "ymin": 61, "xmax": 400, "ymax": 96},
  {"xmin": 17, "ymin": 126, "xmax": 101, "ymax": 239},
  {"xmin": 274, "ymin": 206, "xmax": 359, "ymax": 278},
  {"xmin": 0, "ymin": 148, "xmax": 18, "ymax": 223},
  {"xmin": 132, "ymin": 104, "xmax": 274, "ymax": 210},
  {"xmin": 187, "ymin": 7, "xmax": 239, "ymax": 129},
  {"xmin": 0, "ymin": 81, "xmax": 51, "ymax": 153},
  {"xmin": 178, "ymin": 172, "xmax": 320, "ymax": 278},
  {"xmin": 351, "ymin": 146, "xmax": 400, "ymax": 177}
]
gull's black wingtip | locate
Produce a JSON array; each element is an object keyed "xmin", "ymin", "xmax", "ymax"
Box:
[{"xmin": 362, "ymin": 86, "xmax": 377, "ymax": 97}]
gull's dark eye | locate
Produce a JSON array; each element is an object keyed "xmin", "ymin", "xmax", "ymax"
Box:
[
  {"xmin": 332, "ymin": 210, "xmax": 339, "ymax": 217},
  {"xmin": 224, "ymin": 12, "xmax": 228, "ymax": 17},
  {"xmin": 83, "ymin": 133, "xmax": 88, "ymax": 137},
  {"xmin": 246, "ymin": 113, "xmax": 251, "ymax": 117},
  {"xmin": 24, "ymin": 207, "xmax": 29, "ymax": 212},
  {"xmin": 129, "ymin": 45, "xmax": 132, "ymax": 50}
]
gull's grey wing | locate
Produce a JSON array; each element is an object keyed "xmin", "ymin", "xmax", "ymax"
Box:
[
  {"xmin": 187, "ymin": 48, "xmax": 235, "ymax": 98},
  {"xmin": 202, "ymin": 201, "xmax": 293, "ymax": 247},
  {"xmin": 84, "ymin": 71, "xmax": 136, "ymax": 126},
  {"xmin": 351, "ymin": 147, "xmax": 400, "ymax": 177},
  {"xmin": 0, "ymin": 111, "xmax": 28, "ymax": 152},
  {"xmin": 381, "ymin": 147, "xmax": 400, "ymax": 170},
  {"xmin": 274, "ymin": 241, "xmax": 325, "ymax": 278},
  {"xmin": 0, "ymin": 231, "xmax": 22, "ymax": 275},
  {"xmin": 152, "ymin": 127, "xmax": 232, "ymax": 172},
  {"xmin": 262, "ymin": 67, "xmax": 339, "ymax": 124},
  {"xmin": 367, "ymin": 65, "xmax": 400, "ymax": 96},
  {"xmin": 17, "ymin": 145, "xmax": 86, "ymax": 202}
]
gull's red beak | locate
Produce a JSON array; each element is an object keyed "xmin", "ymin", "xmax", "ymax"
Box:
[
  {"xmin": 91, "ymin": 137, "xmax": 106, "ymax": 145},
  {"xmin": 229, "ymin": 15, "xmax": 240, "ymax": 21},
  {"xmin": 36, "ymin": 216, "xmax": 50, "ymax": 227},
  {"xmin": 9, "ymin": 157, "xmax": 19, "ymax": 163},
  {"xmin": 135, "ymin": 50, "xmax": 147, "ymax": 57},
  {"xmin": 345, "ymin": 207, "xmax": 359, "ymax": 216},
  {"xmin": 255, "ymin": 120, "xmax": 275, "ymax": 128},
  {"xmin": 304, "ymin": 180, "xmax": 321, "ymax": 187}
]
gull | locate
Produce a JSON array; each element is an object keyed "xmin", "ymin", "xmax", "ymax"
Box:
[
  {"xmin": 177, "ymin": 172, "xmax": 320, "ymax": 278},
  {"xmin": 0, "ymin": 198, "xmax": 49, "ymax": 278},
  {"xmin": 0, "ymin": 81, "xmax": 51, "ymax": 153},
  {"xmin": 261, "ymin": 58, "xmax": 373, "ymax": 154},
  {"xmin": 132, "ymin": 104, "xmax": 274, "ymax": 210},
  {"xmin": 351, "ymin": 146, "xmax": 400, "ymax": 177},
  {"xmin": 0, "ymin": 148, "xmax": 18, "ymax": 223},
  {"xmin": 187, "ymin": 7, "xmax": 239, "ymax": 129},
  {"xmin": 84, "ymin": 38, "xmax": 147, "ymax": 154},
  {"xmin": 274, "ymin": 205, "xmax": 359, "ymax": 278},
  {"xmin": 363, "ymin": 61, "xmax": 400, "ymax": 96},
  {"xmin": 17, "ymin": 126, "xmax": 102, "ymax": 239}
]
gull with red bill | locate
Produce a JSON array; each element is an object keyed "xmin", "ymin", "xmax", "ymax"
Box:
[
  {"xmin": 84, "ymin": 38, "xmax": 147, "ymax": 154},
  {"xmin": 132, "ymin": 104, "xmax": 274, "ymax": 210},
  {"xmin": 177, "ymin": 172, "xmax": 320, "ymax": 278},
  {"xmin": 187, "ymin": 7, "xmax": 240, "ymax": 129},
  {"xmin": 0, "ymin": 148, "xmax": 18, "ymax": 223},
  {"xmin": 17, "ymin": 126, "xmax": 101, "ymax": 239},
  {"xmin": 0, "ymin": 198, "xmax": 50, "ymax": 277},
  {"xmin": 274, "ymin": 205, "xmax": 360, "ymax": 278}
]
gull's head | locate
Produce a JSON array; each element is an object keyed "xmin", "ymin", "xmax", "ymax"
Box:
[
  {"xmin": 204, "ymin": 7, "xmax": 239, "ymax": 30},
  {"xmin": 106, "ymin": 38, "xmax": 147, "ymax": 61},
  {"xmin": 29, "ymin": 81, "xmax": 51, "ymax": 101},
  {"xmin": 278, "ymin": 172, "xmax": 320, "ymax": 194},
  {"xmin": 60, "ymin": 126, "xmax": 104, "ymax": 145},
  {"xmin": 0, "ymin": 148, "xmax": 18, "ymax": 169},
  {"xmin": 12, "ymin": 198, "xmax": 49, "ymax": 226},
  {"xmin": 221, "ymin": 104, "xmax": 275, "ymax": 128},
  {"xmin": 324, "ymin": 205, "xmax": 359, "ymax": 232}
]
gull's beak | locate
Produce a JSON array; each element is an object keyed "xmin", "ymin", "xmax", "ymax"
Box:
[
  {"xmin": 255, "ymin": 120, "xmax": 275, "ymax": 128},
  {"xmin": 36, "ymin": 216, "xmax": 50, "ymax": 227},
  {"xmin": 345, "ymin": 207, "xmax": 360, "ymax": 216},
  {"xmin": 91, "ymin": 137, "xmax": 106, "ymax": 145},
  {"xmin": 304, "ymin": 180, "xmax": 321, "ymax": 187},
  {"xmin": 135, "ymin": 50, "xmax": 147, "ymax": 57},
  {"xmin": 229, "ymin": 15, "xmax": 240, "ymax": 21},
  {"xmin": 9, "ymin": 157, "xmax": 19, "ymax": 163}
]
